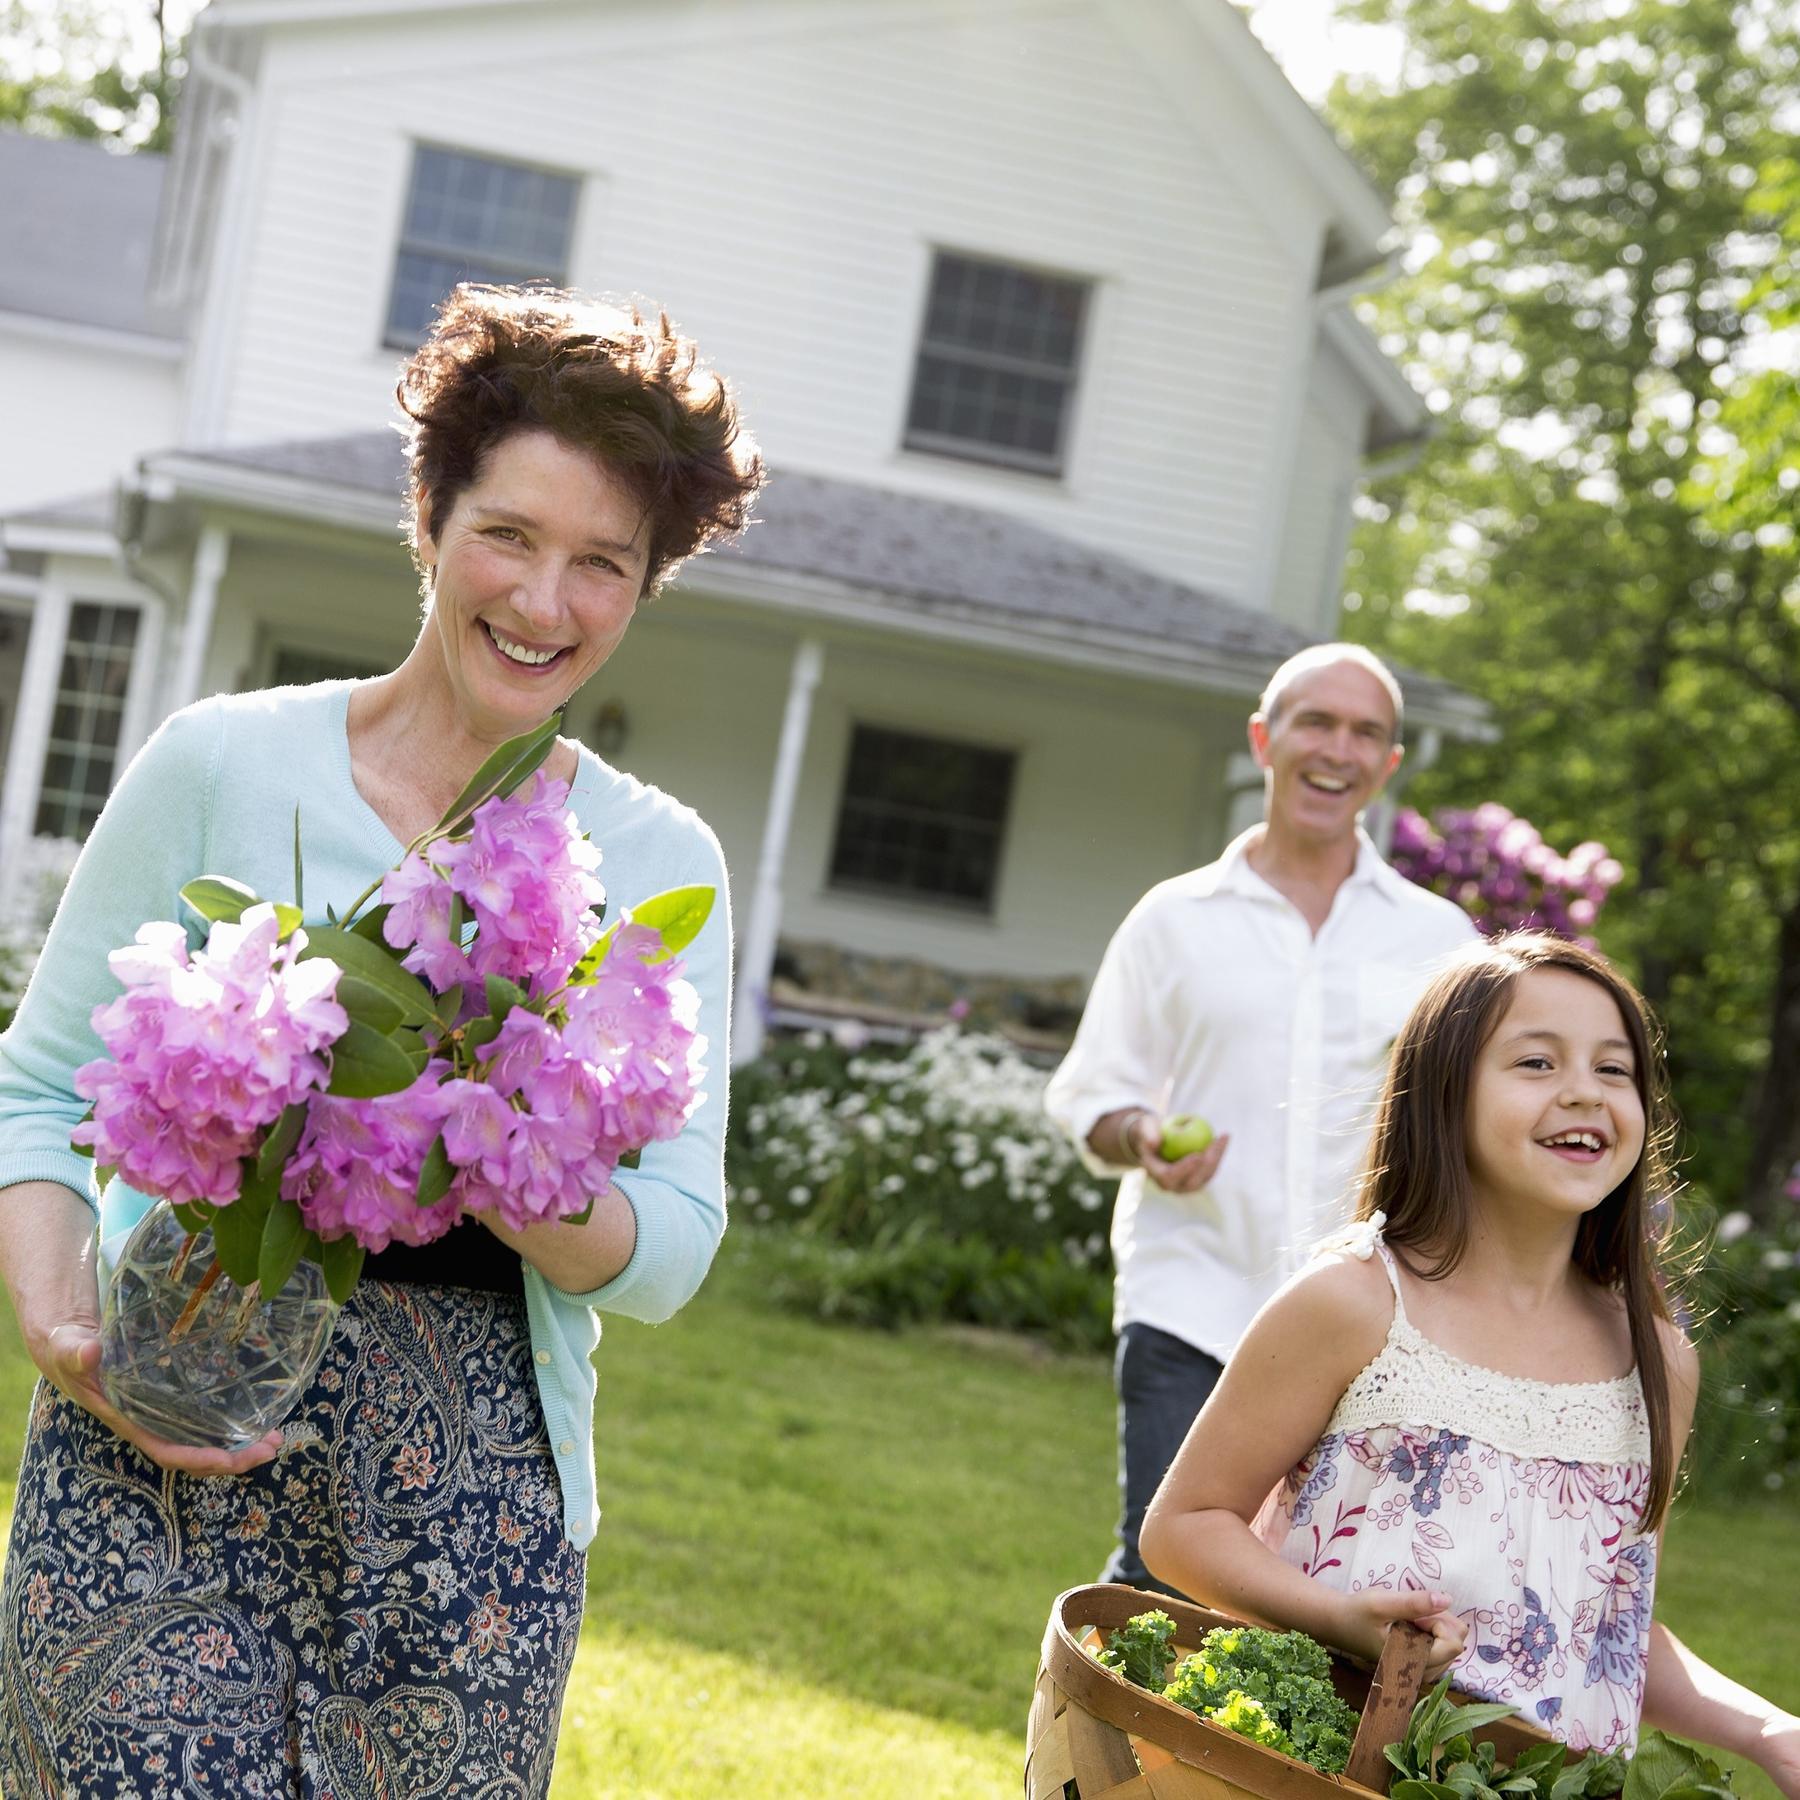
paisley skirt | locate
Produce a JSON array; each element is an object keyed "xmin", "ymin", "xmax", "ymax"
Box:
[{"xmin": 0, "ymin": 1282, "xmax": 587, "ymax": 1799}]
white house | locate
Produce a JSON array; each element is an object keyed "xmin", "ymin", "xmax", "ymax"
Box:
[{"xmin": 0, "ymin": 0, "xmax": 1487, "ymax": 1058}]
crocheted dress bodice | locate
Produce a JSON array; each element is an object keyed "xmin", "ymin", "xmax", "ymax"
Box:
[{"xmin": 1253, "ymin": 1237, "xmax": 1655, "ymax": 1753}]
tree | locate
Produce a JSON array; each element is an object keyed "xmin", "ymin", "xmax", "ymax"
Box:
[
  {"xmin": 1326, "ymin": 0, "xmax": 1800, "ymax": 1212},
  {"xmin": 0, "ymin": 1, "xmax": 182, "ymax": 152}
]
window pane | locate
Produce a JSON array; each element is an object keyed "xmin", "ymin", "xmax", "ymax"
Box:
[
  {"xmin": 386, "ymin": 146, "xmax": 579, "ymax": 346},
  {"xmin": 34, "ymin": 603, "xmax": 139, "ymax": 840},
  {"xmin": 904, "ymin": 252, "xmax": 1088, "ymax": 473},
  {"xmin": 268, "ymin": 646, "xmax": 393, "ymax": 688},
  {"xmin": 828, "ymin": 725, "xmax": 1014, "ymax": 910}
]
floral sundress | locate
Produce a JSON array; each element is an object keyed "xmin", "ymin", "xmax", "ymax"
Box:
[{"xmin": 1254, "ymin": 1235, "xmax": 1655, "ymax": 1753}]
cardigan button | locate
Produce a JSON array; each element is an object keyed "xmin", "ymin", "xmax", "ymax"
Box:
[
  {"xmin": 535, "ymin": 1349, "xmax": 552, "ymax": 1365},
  {"xmin": 558, "ymin": 1440, "xmax": 574, "ymax": 1456}
]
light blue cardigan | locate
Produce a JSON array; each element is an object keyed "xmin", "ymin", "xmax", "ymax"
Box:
[{"xmin": 0, "ymin": 682, "xmax": 730, "ymax": 1548}]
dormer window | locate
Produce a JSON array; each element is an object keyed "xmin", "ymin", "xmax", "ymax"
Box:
[
  {"xmin": 384, "ymin": 145, "xmax": 579, "ymax": 347},
  {"xmin": 903, "ymin": 251, "xmax": 1089, "ymax": 477}
]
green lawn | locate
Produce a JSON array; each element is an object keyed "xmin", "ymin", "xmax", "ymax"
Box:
[{"xmin": 0, "ymin": 1240, "xmax": 1792, "ymax": 1798}]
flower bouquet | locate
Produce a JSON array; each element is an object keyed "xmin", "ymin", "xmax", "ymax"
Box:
[{"xmin": 70, "ymin": 717, "xmax": 712, "ymax": 1447}]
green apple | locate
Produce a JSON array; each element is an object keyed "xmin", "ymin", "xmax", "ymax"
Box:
[{"xmin": 1159, "ymin": 1114, "xmax": 1216, "ymax": 1160}]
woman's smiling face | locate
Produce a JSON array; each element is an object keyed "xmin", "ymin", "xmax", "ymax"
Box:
[{"xmin": 417, "ymin": 428, "xmax": 650, "ymax": 741}]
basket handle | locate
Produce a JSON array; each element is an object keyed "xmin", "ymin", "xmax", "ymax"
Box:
[{"xmin": 1341, "ymin": 1622, "xmax": 1432, "ymax": 1793}]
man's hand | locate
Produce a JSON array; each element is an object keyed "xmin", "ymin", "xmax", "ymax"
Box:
[{"xmin": 1128, "ymin": 1114, "xmax": 1230, "ymax": 1194}]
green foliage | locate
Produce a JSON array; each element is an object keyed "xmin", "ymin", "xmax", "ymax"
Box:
[
  {"xmin": 726, "ymin": 1029, "xmax": 1113, "ymax": 1346},
  {"xmin": 1622, "ymin": 1732, "xmax": 1740, "ymax": 1800},
  {"xmin": 1328, "ymin": 0, "xmax": 1800, "ymax": 1215},
  {"xmin": 0, "ymin": 1, "xmax": 182, "ymax": 151},
  {"xmin": 1159, "ymin": 1624, "xmax": 1360, "ymax": 1775},
  {"xmin": 1386, "ymin": 1676, "xmax": 1626, "ymax": 1800},
  {"xmin": 1096, "ymin": 1609, "xmax": 1178, "ymax": 1693}
]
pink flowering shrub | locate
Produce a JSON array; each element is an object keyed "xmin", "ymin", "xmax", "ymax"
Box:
[
  {"xmin": 72, "ymin": 721, "xmax": 712, "ymax": 1299},
  {"xmin": 1389, "ymin": 803, "xmax": 1623, "ymax": 943}
]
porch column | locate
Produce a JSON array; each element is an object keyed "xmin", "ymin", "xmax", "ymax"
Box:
[
  {"xmin": 732, "ymin": 636, "xmax": 824, "ymax": 1066},
  {"xmin": 166, "ymin": 523, "xmax": 230, "ymax": 712},
  {"xmin": 0, "ymin": 583, "xmax": 72, "ymax": 915}
]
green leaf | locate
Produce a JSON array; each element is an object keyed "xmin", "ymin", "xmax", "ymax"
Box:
[
  {"xmin": 563, "ymin": 1195, "xmax": 596, "ymax": 1226},
  {"xmin": 1394, "ymin": 1782, "xmax": 1464, "ymax": 1800},
  {"xmin": 433, "ymin": 984, "xmax": 464, "ymax": 1029},
  {"xmin": 256, "ymin": 1103, "xmax": 308, "ymax": 1180},
  {"xmin": 299, "ymin": 926, "xmax": 436, "ymax": 1025},
  {"xmin": 415, "ymin": 1134, "xmax": 454, "ymax": 1208},
  {"xmin": 433, "ymin": 715, "xmax": 562, "ymax": 834},
  {"xmin": 626, "ymin": 884, "xmax": 715, "ymax": 959},
  {"xmin": 271, "ymin": 903, "xmax": 305, "ymax": 941},
  {"xmin": 463, "ymin": 1016, "xmax": 502, "ymax": 1056},
  {"xmin": 334, "ymin": 974, "xmax": 406, "ymax": 1035},
  {"xmin": 326, "ymin": 1021, "xmax": 422, "ymax": 1098},
  {"xmin": 349, "ymin": 902, "xmax": 393, "ymax": 945},
  {"xmin": 617, "ymin": 1145, "xmax": 642, "ymax": 1170},
  {"xmin": 1622, "ymin": 1736, "xmax": 1737, "ymax": 1800},
  {"xmin": 293, "ymin": 804, "xmax": 304, "ymax": 912},
  {"xmin": 318, "ymin": 1233, "xmax": 365, "ymax": 1305},
  {"xmin": 258, "ymin": 1195, "xmax": 309, "ymax": 1296},
  {"xmin": 567, "ymin": 921, "xmax": 619, "ymax": 987},
  {"xmin": 171, "ymin": 1199, "xmax": 216, "ymax": 1235},
  {"xmin": 484, "ymin": 973, "xmax": 528, "ymax": 1024},
  {"xmin": 210, "ymin": 1161, "xmax": 277, "ymax": 1286},
  {"xmin": 179, "ymin": 876, "xmax": 262, "ymax": 925}
]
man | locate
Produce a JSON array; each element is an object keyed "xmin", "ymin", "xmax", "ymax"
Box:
[{"xmin": 1045, "ymin": 643, "xmax": 1477, "ymax": 1592}]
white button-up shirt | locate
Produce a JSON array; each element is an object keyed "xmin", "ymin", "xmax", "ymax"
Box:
[{"xmin": 1045, "ymin": 828, "xmax": 1478, "ymax": 1361}]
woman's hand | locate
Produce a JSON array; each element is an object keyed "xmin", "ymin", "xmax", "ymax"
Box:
[
  {"xmin": 1, "ymin": 1182, "xmax": 282, "ymax": 1478},
  {"xmin": 1338, "ymin": 1587, "xmax": 1468, "ymax": 1679}
]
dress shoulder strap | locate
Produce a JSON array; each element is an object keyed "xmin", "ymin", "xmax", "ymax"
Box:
[{"xmin": 1370, "ymin": 1239, "xmax": 1411, "ymax": 1327}]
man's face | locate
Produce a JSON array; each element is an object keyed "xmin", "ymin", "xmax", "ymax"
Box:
[{"xmin": 1249, "ymin": 661, "xmax": 1403, "ymax": 847}]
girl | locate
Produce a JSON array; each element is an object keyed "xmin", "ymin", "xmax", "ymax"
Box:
[{"xmin": 1139, "ymin": 933, "xmax": 1799, "ymax": 1790}]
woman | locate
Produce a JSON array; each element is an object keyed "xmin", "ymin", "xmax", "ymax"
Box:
[{"xmin": 0, "ymin": 285, "xmax": 764, "ymax": 1796}]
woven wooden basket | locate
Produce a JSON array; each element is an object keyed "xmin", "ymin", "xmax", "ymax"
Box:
[{"xmin": 1027, "ymin": 1584, "xmax": 1553, "ymax": 1800}]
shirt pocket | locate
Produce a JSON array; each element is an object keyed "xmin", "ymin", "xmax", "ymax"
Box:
[{"xmin": 1357, "ymin": 959, "xmax": 1436, "ymax": 1070}]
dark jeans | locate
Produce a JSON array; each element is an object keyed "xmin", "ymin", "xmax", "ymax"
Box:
[{"xmin": 1100, "ymin": 1321, "xmax": 1224, "ymax": 1594}]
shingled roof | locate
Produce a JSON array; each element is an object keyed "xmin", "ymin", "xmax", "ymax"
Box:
[
  {"xmin": 0, "ymin": 132, "xmax": 176, "ymax": 341},
  {"xmin": 137, "ymin": 430, "xmax": 1486, "ymax": 727}
]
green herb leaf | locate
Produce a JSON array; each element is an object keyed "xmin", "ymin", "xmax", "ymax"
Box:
[
  {"xmin": 1621, "ymin": 1733, "xmax": 1738, "ymax": 1800},
  {"xmin": 326, "ymin": 1021, "xmax": 422, "ymax": 1098},
  {"xmin": 258, "ymin": 1195, "xmax": 309, "ymax": 1296},
  {"xmin": 318, "ymin": 1233, "xmax": 364, "ymax": 1305}
]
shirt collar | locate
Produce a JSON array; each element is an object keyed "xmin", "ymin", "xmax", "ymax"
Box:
[{"xmin": 1182, "ymin": 824, "xmax": 1409, "ymax": 905}]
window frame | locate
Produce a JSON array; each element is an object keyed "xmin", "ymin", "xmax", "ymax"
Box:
[
  {"xmin": 33, "ymin": 598, "xmax": 146, "ymax": 842},
  {"xmin": 825, "ymin": 720, "xmax": 1018, "ymax": 916},
  {"xmin": 900, "ymin": 248, "xmax": 1093, "ymax": 478},
  {"xmin": 381, "ymin": 141, "xmax": 582, "ymax": 350}
]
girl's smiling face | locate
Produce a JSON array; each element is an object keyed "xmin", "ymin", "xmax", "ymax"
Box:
[
  {"xmin": 417, "ymin": 428, "xmax": 650, "ymax": 743},
  {"xmin": 1465, "ymin": 966, "xmax": 1648, "ymax": 1226}
]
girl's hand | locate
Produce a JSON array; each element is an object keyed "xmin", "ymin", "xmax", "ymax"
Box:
[
  {"xmin": 1340, "ymin": 1587, "xmax": 1468, "ymax": 1679},
  {"xmin": 1753, "ymin": 1714, "xmax": 1800, "ymax": 1800}
]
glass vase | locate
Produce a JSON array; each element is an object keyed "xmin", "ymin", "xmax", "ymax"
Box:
[{"xmin": 98, "ymin": 1199, "xmax": 340, "ymax": 1449}]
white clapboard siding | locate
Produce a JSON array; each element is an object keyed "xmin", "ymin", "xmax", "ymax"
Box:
[
  {"xmin": 0, "ymin": 327, "xmax": 179, "ymax": 518},
  {"xmin": 202, "ymin": 0, "xmax": 1346, "ymax": 612}
]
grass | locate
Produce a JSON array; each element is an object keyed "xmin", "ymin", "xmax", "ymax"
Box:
[{"xmin": 0, "ymin": 1238, "xmax": 1793, "ymax": 1797}]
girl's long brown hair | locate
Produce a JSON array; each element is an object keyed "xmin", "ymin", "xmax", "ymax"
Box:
[{"xmin": 1352, "ymin": 932, "xmax": 1682, "ymax": 1530}]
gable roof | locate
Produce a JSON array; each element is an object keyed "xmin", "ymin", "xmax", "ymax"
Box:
[
  {"xmin": 126, "ymin": 430, "xmax": 1489, "ymax": 734},
  {"xmin": 0, "ymin": 132, "xmax": 177, "ymax": 342}
]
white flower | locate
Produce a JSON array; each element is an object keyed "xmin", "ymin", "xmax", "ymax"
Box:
[
  {"xmin": 1343, "ymin": 1211, "xmax": 1387, "ymax": 1260},
  {"xmin": 1718, "ymin": 1210, "xmax": 1754, "ymax": 1245}
]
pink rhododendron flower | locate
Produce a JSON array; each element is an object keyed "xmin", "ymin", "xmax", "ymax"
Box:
[
  {"xmin": 72, "ymin": 905, "xmax": 347, "ymax": 1206},
  {"xmin": 281, "ymin": 1064, "xmax": 460, "ymax": 1250},
  {"xmin": 436, "ymin": 773, "xmax": 604, "ymax": 993},
  {"xmin": 380, "ymin": 853, "xmax": 473, "ymax": 993}
]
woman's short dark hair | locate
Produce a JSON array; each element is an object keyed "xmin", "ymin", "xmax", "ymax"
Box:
[
  {"xmin": 396, "ymin": 284, "xmax": 765, "ymax": 594},
  {"xmin": 1351, "ymin": 931, "xmax": 1684, "ymax": 1530}
]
